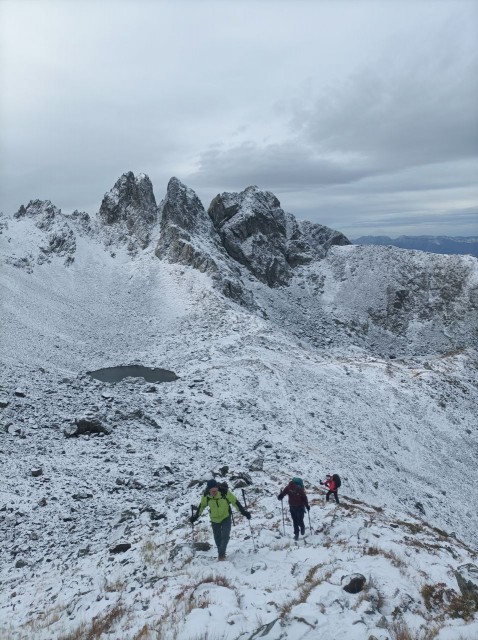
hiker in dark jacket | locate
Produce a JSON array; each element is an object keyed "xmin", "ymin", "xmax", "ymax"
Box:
[
  {"xmin": 278, "ymin": 477, "xmax": 310, "ymax": 540},
  {"xmin": 190, "ymin": 479, "xmax": 251, "ymax": 561},
  {"xmin": 320, "ymin": 474, "xmax": 340, "ymax": 504}
]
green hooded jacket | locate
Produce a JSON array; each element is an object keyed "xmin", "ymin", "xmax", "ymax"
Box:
[{"xmin": 198, "ymin": 490, "xmax": 242, "ymax": 523}]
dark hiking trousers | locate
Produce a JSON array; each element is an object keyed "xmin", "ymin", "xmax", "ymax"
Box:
[
  {"xmin": 326, "ymin": 490, "xmax": 339, "ymax": 504},
  {"xmin": 290, "ymin": 506, "xmax": 306, "ymax": 537},
  {"xmin": 211, "ymin": 515, "xmax": 232, "ymax": 558}
]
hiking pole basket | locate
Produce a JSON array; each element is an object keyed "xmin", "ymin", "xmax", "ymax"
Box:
[{"xmin": 241, "ymin": 489, "xmax": 257, "ymax": 552}]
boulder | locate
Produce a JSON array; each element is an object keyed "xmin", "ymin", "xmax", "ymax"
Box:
[
  {"xmin": 109, "ymin": 542, "xmax": 131, "ymax": 554},
  {"xmin": 342, "ymin": 573, "xmax": 367, "ymax": 594},
  {"xmin": 455, "ymin": 563, "xmax": 478, "ymax": 599},
  {"xmin": 64, "ymin": 416, "xmax": 111, "ymax": 437}
]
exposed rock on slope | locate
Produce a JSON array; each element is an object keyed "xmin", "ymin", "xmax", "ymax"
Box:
[
  {"xmin": 308, "ymin": 244, "xmax": 478, "ymax": 355},
  {"xmin": 8, "ymin": 199, "xmax": 80, "ymax": 268},
  {"xmin": 208, "ymin": 185, "xmax": 350, "ymax": 286},
  {"xmin": 98, "ymin": 171, "xmax": 158, "ymax": 250},
  {"xmin": 155, "ymin": 177, "xmax": 253, "ymax": 306}
]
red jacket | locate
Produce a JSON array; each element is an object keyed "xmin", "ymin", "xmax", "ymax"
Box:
[
  {"xmin": 279, "ymin": 481, "xmax": 309, "ymax": 508},
  {"xmin": 325, "ymin": 478, "xmax": 337, "ymax": 492}
]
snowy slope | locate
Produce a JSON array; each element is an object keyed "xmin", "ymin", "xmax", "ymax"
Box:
[{"xmin": 1, "ymin": 178, "xmax": 478, "ymax": 639}]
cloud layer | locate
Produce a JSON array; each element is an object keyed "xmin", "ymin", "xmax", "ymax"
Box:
[{"xmin": 1, "ymin": 0, "xmax": 477, "ymax": 237}]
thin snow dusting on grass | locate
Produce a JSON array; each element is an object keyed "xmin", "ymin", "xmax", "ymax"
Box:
[{"xmin": 1, "ymin": 203, "xmax": 477, "ymax": 639}]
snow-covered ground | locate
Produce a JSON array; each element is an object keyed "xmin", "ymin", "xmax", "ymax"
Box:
[{"xmin": 1, "ymin": 202, "xmax": 477, "ymax": 639}]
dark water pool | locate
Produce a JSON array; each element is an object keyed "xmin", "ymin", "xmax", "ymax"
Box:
[{"xmin": 87, "ymin": 365, "xmax": 179, "ymax": 384}]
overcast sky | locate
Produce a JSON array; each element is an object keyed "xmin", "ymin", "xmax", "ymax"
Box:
[{"xmin": 1, "ymin": 0, "xmax": 477, "ymax": 238}]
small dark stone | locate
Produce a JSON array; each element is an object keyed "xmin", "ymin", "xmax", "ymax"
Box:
[
  {"xmin": 31, "ymin": 467, "xmax": 43, "ymax": 477},
  {"xmin": 342, "ymin": 573, "xmax": 367, "ymax": 594},
  {"xmin": 14, "ymin": 389, "xmax": 26, "ymax": 398},
  {"xmin": 15, "ymin": 559, "xmax": 28, "ymax": 568}
]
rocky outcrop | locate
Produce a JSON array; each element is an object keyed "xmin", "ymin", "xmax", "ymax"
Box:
[
  {"xmin": 155, "ymin": 178, "xmax": 253, "ymax": 306},
  {"xmin": 455, "ymin": 564, "xmax": 478, "ymax": 600},
  {"xmin": 12, "ymin": 200, "xmax": 77, "ymax": 266},
  {"xmin": 155, "ymin": 177, "xmax": 221, "ymax": 273},
  {"xmin": 300, "ymin": 220, "xmax": 350, "ymax": 259},
  {"xmin": 208, "ymin": 186, "xmax": 350, "ymax": 286},
  {"xmin": 208, "ymin": 186, "xmax": 293, "ymax": 286},
  {"xmin": 99, "ymin": 172, "xmax": 158, "ymax": 250}
]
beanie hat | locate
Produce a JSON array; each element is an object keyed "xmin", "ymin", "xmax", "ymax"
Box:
[
  {"xmin": 292, "ymin": 477, "xmax": 304, "ymax": 487},
  {"xmin": 206, "ymin": 479, "xmax": 218, "ymax": 490}
]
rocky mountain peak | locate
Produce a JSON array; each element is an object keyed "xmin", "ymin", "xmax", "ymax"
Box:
[
  {"xmin": 14, "ymin": 200, "xmax": 60, "ymax": 228},
  {"xmin": 98, "ymin": 171, "xmax": 158, "ymax": 250},
  {"xmin": 159, "ymin": 177, "xmax": 214, "ymax": 236},
  {"xmin": 208, "ymin": 185, "xmax": 350, "ymax": 287},
  {"xmin": 155, "ymin": 178, "xmax": 253, "ymax": 306}
]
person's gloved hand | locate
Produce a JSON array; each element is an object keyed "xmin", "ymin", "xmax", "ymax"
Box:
[
  {"xmin": 244, "ymin": 510, "xmax": 251, "ymax": 520},
  {"xmin": 277, "ymin": 494, "xmax": 282, "ymax": 500},
  {"xmin": 190, "ymin": 515, "xmax": 198, "ymax": 524},
  {"xmin": 319, "ymin": 481, "xmax": 323, "ymax": 485},
  {"xmin": 306, "ymin": 505, "xmax": 310, "ymax": 512}
]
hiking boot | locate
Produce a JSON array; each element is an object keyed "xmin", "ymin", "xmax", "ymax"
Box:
[
  {"xmin": 294, "ymin": 533, "xmax": 299, "ymax": 541},
  {"xmin": 218, "ymin": 554, "xmax": 226, "ymax": 561}
]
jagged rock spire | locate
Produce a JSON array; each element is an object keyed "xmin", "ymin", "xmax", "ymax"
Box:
[{"xmin": 99, "ymin": 171, "xmax": 158, "ymax": 250}]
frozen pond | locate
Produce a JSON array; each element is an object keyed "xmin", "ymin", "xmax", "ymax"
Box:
[{"xmin": 87, "ymin": 365, "xmax": 179, "ymax": 384}]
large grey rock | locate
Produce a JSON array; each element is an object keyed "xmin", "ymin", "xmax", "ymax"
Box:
[
  {"xmin": 64, "ymin": 416, "xmax": 111, "ymax": 437},
  {"xmin": 455, "ymin": 563, "xmax": 478, "ymax": 599},
  {"xmin": 99, "ymin": 171, "xmax": 158, "ymax": 250}
]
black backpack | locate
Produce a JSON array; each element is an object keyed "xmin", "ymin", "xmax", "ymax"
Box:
[
  {"xmin": 203, "ymin": 481, "xmax": 229, "ymax": 497},
  {"xmin": 332, "ymin": 474, "xmax": 342, "ymax": 488}
]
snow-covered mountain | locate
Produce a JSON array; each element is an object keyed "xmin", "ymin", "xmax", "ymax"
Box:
[
  {"xmin": 1, "ymin": 172, "xmax": 477, "ymax": 639},
  {"xmin": 354, "ymin": 235, "xmax": 478, "ymax": 258}
]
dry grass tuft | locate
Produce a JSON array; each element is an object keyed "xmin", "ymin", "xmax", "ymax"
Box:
[{"xmin": 58, "ymin": 601, "xmax": 127, "ymax": 640}]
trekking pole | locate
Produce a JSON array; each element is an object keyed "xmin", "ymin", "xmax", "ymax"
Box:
[
  {"xmin": 190, "ymin": 505, "xmax": 196, "ymax": 542},
  {"xmin": 241, "ymin": 489, "xmax": 257, "ymax": 552},
  {"xmin": 308, "ymin": 509, "xmax": 312, "ymax": 534},
  {"xmin": 281, "ymin": 498, "xmax": 286, "ymax": 536}
]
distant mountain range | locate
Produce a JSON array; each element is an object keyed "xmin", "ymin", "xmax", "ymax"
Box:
[{"xmin": 353, "ymin": 235, "xmax": 478, "ymax": 257}]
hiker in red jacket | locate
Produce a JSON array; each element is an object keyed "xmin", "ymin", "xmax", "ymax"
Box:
[
  {"xmin": 278, "ymin": 477, "xmax": 310, "ymax": 540},
  {"xmin": 320, "ymin": 474, "xmax": 340, "ymax": 504}
]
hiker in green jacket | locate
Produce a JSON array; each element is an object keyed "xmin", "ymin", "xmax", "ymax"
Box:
[{"xmin": 190, "ymin": 479, "xmax": 251, "ymax": 561}]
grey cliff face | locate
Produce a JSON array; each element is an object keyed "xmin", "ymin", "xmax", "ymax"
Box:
[
  {"xmin": 155, "ymin": 177, "xmax": 221, "ymax": 273},
  {"xmin": 208, "ymin": 186, "xmax": 294, "ymax": 286},
  {"xmin": 155, "ymin": 178, "xmax": 253, "ymax": 306},
  {"xmin": 99, "ymin": 172, "xmax": 158, "ymax": 250},
  {"xmin": 208, "ymin": 186, "xmax": 351, "ymax": 286}
]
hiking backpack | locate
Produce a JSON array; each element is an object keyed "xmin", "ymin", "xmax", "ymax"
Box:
[
  {"xmin": 332, "ymin": 474, "xmax": 341, "ymax": 488},
  {"xmin": 203, "ymin": 481, "xmax": 229, "ymax": 499}
]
